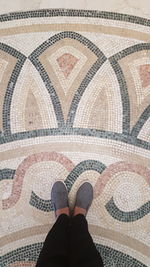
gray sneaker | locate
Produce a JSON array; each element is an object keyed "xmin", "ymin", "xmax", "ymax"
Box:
[
  {"xmin": 51, "ymin": 181, "xmax": 69, "ymax": 217},
  {"xmin": 75, "ymin": 182, "xmax": 93, "ymax": 215}
]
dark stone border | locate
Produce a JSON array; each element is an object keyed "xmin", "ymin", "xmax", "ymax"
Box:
[
  {"xmin": 1, "ymin": 243, "xmax": 42, "ymax": 266},
  {"xmin": 29, "ymin": 31, "xmax": 107, "ymax": 128},
  {"xmin": 105, "ymin": 197, "xmax": 150, "ymax": 222},
  {"xmin": 109, "ymin": 57, "xmax": 130, "ymax": 134},
  {"xmin": 131, "ymin": 105, "xmax": 150, "ymax": 137},
  {"xmin": 1, "ymin": 242, "xmax": 147, "ymax": 267},
  {"xmin": 0, "ymin": 17, "xmax": 149, "ymax": 151},
  {"xmin": 0, "ymin": 43, "xmax": 26, "ymax": 135},
  {"xmin": 0, "ymin": 169, "xmax": 15, "ymax": 181},
  {"xmin": 96, "ymin": 244, "xmax": 147, "ymax": 267},
  {"xmin": 0, "ymin": 9, "xmax": 150, "ymax": 27},
  {"xmin": 28, "ymin": 59, "xmax": 64, "ymax": 128},
  {"xmin": 109, "ymin": 43, "xmax": 150, "ymax": 135},
  {"xmin": 29, "ymin": 191, "xmax": 53, "ymax": 212},
  {"xmin": 0, "ymin": 128, "xmax": 150, "ymax": 150},
  {"xmin": 30, "ymin": 159, "xmax": 106, "ymax": 212}
]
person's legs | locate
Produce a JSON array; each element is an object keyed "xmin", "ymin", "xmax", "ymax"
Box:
[
  {"xmin": 36, "ymin": 214, "xmax": 70, "ymax": 267},
  {"xmin": 36, "ymin": 181, "xmax": 70, "ymax": 267},
  {"xmin": 69, "ymin": 214, "xmax": 103, "ymax": 267},
  {"xmin": 69, "ymin": 182, "xmax": 104, "ymax": 267},
  {"xmin": 36, "ymin": 180, "xmax": 103, "ymax": 267}
]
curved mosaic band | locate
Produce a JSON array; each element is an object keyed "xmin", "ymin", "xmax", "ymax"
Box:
[
  {"xmin": 1, "ymin": 154, "xmax": 149, "ymax": 223},
  {"xmin": 131, "ymin": 105, "xmax": 150, "ymax": 137},
  {"xmin": 0, "ymin": 35, "xmax": 149, "ymax": 149},
  {"xmin": 95, "ymin": 244, "xmax": 147, "ymax": 267},
  {"xmin": 0, "ymin": 42, "xmax": 26, "ymax": 135},
  {"xmin": 0, "ymin": 9, "xmax": 150, "ymax": 26},
  {"xmin": 105, "ymin": 197, "xmax": 150, "ymax": 222},
  {"xmin": 109, "ymin": 42, "xmax": 150, "ymax": 135},
  {"xmin": 30, "ymin": 159, "xmax": 106, "ymax": 212},
  {"xmin": 2, "ymin": 152, "xmax": 75, "ymax": 209},
  {"xmin": 0, "ymin": 9, "xmax": 150, "ymax": 267},
  {"xmin": 94, "ymin": 161, "xmax": 150, "ymax": 197},
  {"xmin": 0, "ymin": 129, "xmax": 150, "ymax": 150},
  {"xmin": 1, "ymin": 242, "xmax": 147, "ymax": 267},
  {"xmin": 0, "ymin": 169, "xmax": 15, "ymax": 181},
  {"xmin": 30, "ymin": 191, "xmax": 52, "ymax": 212},
  {"xmin": 64, "ymin": 159, "xmax": 106, "ymax": 191},
  {"xmin": 29, "ymin": 31, "xmax": 107, "ymax": 128}
]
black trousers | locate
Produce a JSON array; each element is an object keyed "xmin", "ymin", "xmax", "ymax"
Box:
[{"xmin": 36, "ymin": 214, "xmax": 103, "ymax": 267}]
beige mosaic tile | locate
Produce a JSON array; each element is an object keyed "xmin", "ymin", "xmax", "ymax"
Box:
[{"xmin": 0, "ymin": 9, "xmax": 150, "ymax": 267}]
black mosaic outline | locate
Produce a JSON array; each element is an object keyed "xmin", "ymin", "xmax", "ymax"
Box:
[
  {"xmin": 109, "ymin": 57, "xmax": 130, "ymax": 134},
  {"xmin": 65, "ymin": 159, "xmax": 106, "ymax": 189},
  {"xmin": 0, "ymin": 128, "xmax": 150, "ymax": 150},
  {"xmin": 1, "ymin": 243, "xmax": 42, "ymax": 266},
  {"xmin": 30, "ymin": 159, "xmax": 106, "ymax": 212},
  {"xmin": 106, "ymin": 197, "xmax": 150, "ymax": 222},
  {"xmin": 31, "ymin": 157, "xmax": 150, "ymax": 221},
  {"xmin": 131, "ymin": 105, "xmax": 150, "ymax": 137},
  {"xmin": 95, "ymin": 244, "xmax": 147, "ymax": 267},
  {"xmin": 29, "ymin": 50, "xmax": 64, "ymax": 127},
  {"xmin": 30, "ymin": 191, "xmax": 52, "ymax": 212},
  {"xmin": 66, "ymin": 53, "xmax": 105, "ymax": 127},
  {"xmin": 0, "ymin": 169, "xmax": 15, "ymax": 181},
  {"xmin": 0, "ymin": 11, "xmax": 149, "ymax": 266},
  {"xmin": 29, "ymin": 31, "xmax": 107, "ymax": 128},
  {"xmin": 0, "ymin": 9, "xmax": 150, "ymax": 27},
  {"xmin": 0, "ymin": 43, "xmax": 26, "ymax": 136},
  {"xmin": 0, "ymin": 19, "xmax": 149, "ymax": 150},
  {"xmin": 109, "ymin": 43, "xmax": 150, "ymax": 135},
  {"xmin": 1, "ymin": 242, "xmax": 147, "ymax": 267}
]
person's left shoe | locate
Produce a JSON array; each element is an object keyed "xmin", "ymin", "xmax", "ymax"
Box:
[{"xmin": 51, "ymin": 181, "xmax": 69, "ymax": 218}]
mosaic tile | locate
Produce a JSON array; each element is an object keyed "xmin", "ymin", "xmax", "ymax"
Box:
[
  {"xmin": 0, "ymin": 168, "xmax": 15, "ymax": 181},
  {"xmin": 1, "ymin": 242, "xmax": 148, "ymax": 267},
  {"xmin": 0, "ymin": 8, "xmax": 150, "ymax": 267},
  {"xmin": 105, "ymin": 197, "xmax": 150, "ymax": 222}
]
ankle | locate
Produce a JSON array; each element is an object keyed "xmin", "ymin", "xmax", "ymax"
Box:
[
  {"xmin": 56, "ymin": 207, "xmax": 69, "ymax": 218},
  {"xmin": 73, "ymin": 206, "xmax": 86, "ymax": 217}
]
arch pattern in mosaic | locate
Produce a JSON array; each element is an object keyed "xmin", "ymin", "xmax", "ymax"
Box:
[{"xmin": 0, "ymin": 9, "xmax": 150, "ymax": 267}]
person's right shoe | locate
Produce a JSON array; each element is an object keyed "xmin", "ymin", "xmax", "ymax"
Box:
[
  {"xmin": 51, "ymin": 181, "xmax": 69, "ymax": 218},
  {"xmin": 74, "ymin": 182, "xmax": 93, "ymax": 216}
]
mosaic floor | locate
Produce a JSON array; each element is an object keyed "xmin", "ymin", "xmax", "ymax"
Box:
[{"xmin": 0, "ymin": 9, "xmax": 150, "ymax": 267}]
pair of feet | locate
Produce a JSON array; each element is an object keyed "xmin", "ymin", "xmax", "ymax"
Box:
[{"xmin": 51, "ymin": 181, "xmax": 93, "ymax": 218}]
